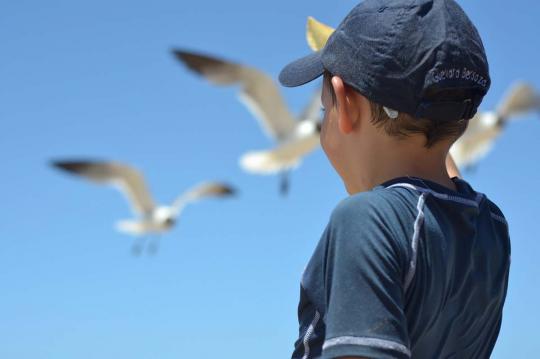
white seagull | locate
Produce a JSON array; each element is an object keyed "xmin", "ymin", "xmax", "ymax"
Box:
[
  {"xmin": 305, "ymin": 16, "xmax": 540, "ymax": 170},
  {"xmin": 52, "ymin": 160, "xmax": 235, "ymax": 251},
  {"xmin": 450, "ymin": 82, "xmax": 540, "ymax": 168},
  {"xmin": 172, "ymin": 49, "xmax": 322, "ymax": 195}
]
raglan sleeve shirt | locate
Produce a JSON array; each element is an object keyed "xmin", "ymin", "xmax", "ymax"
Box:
[{"xmin": 303, "ymin": 192, "xmax": 413, "ymax": 359}]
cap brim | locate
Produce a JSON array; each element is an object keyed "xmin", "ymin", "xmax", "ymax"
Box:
[{"xmin": 279, "ymin": 51, "xmax": 324, "ymax": 87}]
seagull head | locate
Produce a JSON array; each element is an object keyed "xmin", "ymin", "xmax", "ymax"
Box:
[
  {"xmin": 481, "ymin": 111, "xmax": 502, "ymax": 128},
  {"xmin": 296, "ymin": 120, "xmax": 320, "ymax": 137},
  {"xmin": 153, "ymin": 207, "xmax": 176, "ymax": 228}
]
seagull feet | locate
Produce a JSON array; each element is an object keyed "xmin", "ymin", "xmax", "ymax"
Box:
[
  {"xmin": 130, "ymin": 236, "xmax": 148, "ymax": 257},
  {"xmin": 131, "ymin": 243, "xmax": 143, "ymax": 256},
  {"xmin": 129, "ymin": 236, "xmax": 161, "ymax": 257},
  {"xmin": 147, "ymin": 239, "xmax": 160, "ymax": 256},
  {"xmin": 280, "ymin": 171, "xmax": 290, "ymax": 196}
]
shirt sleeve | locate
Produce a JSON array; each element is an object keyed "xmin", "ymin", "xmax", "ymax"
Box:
[{"xmin": 321, "ymin": 193, "xmax": 412, "ymax": 359}]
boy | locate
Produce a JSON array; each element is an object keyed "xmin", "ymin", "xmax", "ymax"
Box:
[{"xmin": 279, "ymin": 0, "xmax": 511, "ymax": 358}]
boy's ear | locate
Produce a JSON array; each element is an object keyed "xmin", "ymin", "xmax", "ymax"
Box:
[{"xmin": 331, "ymin": 76, "xmax": 358, "ymax": 134}]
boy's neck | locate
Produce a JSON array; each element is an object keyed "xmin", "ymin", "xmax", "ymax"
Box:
[{"xmin": 342, "ymin": 135, "xmax": 457, "ymax": 195}]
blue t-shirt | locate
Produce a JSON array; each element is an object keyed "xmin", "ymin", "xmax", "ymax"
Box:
[{"xmin": 292, "ymin": 177, "xmax": 510, "ymax": 359}]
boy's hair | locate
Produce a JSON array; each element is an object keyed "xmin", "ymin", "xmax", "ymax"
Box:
[{"xmin": 323, "ymin": 72, "xmax": 469, "ymax": 148}]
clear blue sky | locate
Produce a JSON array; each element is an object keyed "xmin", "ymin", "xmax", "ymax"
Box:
[{"xmin": 1, "ymin": 0, "xmax": 539, "ymax": 357}]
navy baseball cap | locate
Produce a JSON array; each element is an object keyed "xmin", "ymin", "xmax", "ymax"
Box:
[{"xmin": 279, "ymin": 0, "xmax": 490, "ymax": 121}]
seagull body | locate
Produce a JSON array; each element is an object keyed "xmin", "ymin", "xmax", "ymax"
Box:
[
  {"xmin": 172, "ymin": 49, "xmax": 322, "ymax": 194},
  {"xmin": 306, "ymin": 16, "xmax": 540, "ymax": 169},
  {"xmin": 116, "ymin": 206, "xmax": 175, "ymax": 235},
  {"xmin": 52, "ymin": 160, "xmax": 235, "ymax": 236},
  {"xmin": 240, "ymin": 110, "xmax": 321, "ymax": 174}
]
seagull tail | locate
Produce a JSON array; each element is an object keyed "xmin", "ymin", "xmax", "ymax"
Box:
[
  {"xmin": 239, "ymin": 150, "xmax": 300, "ymax": 174},
  {"xmin": 496, "ymin": 82, "xmax": 540, "ymax": 120}
]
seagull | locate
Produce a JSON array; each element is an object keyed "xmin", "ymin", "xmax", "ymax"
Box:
[
  {"xmin": 52, "ymin": 160, "xmax": 235, "ymax": 252},
  {"xmin": 306, "ymin": 16, "xmax": 540, "ymax": 169},
  {"xmin": 450, "ymin": 82, "xmax": 540, "ymax": 168},
  {"xmin": 172, "ymin": 49, "xmax": 322, "ymax": 196}
]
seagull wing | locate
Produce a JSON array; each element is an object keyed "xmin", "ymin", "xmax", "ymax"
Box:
[
  {"xmin": 451, "ymin": 133, "xmax": 497, "ymax": 168},
  {"xmin": 240, "ymin": 131, "xmax": 320, "ymax": 174},
  {"xmin": 496, "ymin": 82, "xmax": 540, "ymax": 120},
  {"xmin": 172, "ymin": 49, "xmax": 297, "ymax": 140},
  {"xmin": 171, "ymin": 182, "xmax": 235, "ymax": 217},
  {"xmin": 306, "ymin": 16, "xmax": 335, "ymax": 52},
  {"xmin": 299, "ymin": 87, "xmax": 323, "ymax": 122},
  {"xmin": 52, "ymin": 160, "xmax": 155, "ymax": 216},
  {"xmin": 303, "ymin": 18, "xmax": 331, "ymax": 122},
  {"xmin": 450, "ymin": 114, "xmax": 501, "ymax": 167}
]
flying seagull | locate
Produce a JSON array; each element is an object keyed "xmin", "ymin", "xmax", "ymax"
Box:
[
  {"xmin": 172, "ymin": 49, "xmax": 322, "ymax": 196},
  {"xmin": 306, "ymin": 16, "xmax": 540, "ymax": 169},
  {"xmin": 52, "ymin": 160, "xmax": 235, "ymax": 252},
  {"xmin": 450, "ymin": 82, "xmax": 540, "ymax": 168}
]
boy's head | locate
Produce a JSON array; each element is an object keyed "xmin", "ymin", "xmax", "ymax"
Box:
[
  {"xmin": 279, "ymin": 0, "xmax": 489, "ymax": 189},
  {"xmin": 321, "ymin": 71, "xmax": 471, "ymax": 148}
]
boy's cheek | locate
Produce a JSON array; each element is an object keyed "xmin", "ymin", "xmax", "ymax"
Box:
[
  {"xmin": 319, "ymin": 121, "xmax": 330, "ymax": 153},
  {"xmin": 320, "ymin": 122, "xmax": 339, "ymax": 159},
  {"xmin": 320, "ymin": 116, "xmax": 331, "ymax": 149}
]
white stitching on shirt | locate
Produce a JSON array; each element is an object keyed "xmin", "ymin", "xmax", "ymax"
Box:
[
  {"xmin": 388, "ymin": 183, "xmax": 507, "ymax": 290},
  {"xmin": 323, "ymin": 336, "xmax": 411, "ymax": 357},
  {"xmin": 387, "ymin": 182, "xmax": 481, "ymax": 207},
  {"xmin": 405, "ymin": 193, "xmax": 427, "ymax": 291},
  {"xmin": 302, "ymin": 310, "xmax": 320, "ymax": 359}
]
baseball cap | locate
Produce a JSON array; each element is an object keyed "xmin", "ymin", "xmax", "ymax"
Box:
[{"xmin": 279, "ymin": 0, "xmax": 491, "ymax": 122}]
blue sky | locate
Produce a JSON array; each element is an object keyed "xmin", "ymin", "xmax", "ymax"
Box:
[{"xmin": 1, "ymin": 0, "xmax": 539, "ymax": 357}]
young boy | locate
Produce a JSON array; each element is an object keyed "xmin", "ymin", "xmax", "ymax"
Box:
[{"xmin": 279, "ymin": 0, "xmax": 511, "ymax": 358}]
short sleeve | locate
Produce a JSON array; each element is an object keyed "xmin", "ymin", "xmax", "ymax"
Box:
[{"xmin": 321, "ymin": 193, "xmax": 412, "ymax": 359}]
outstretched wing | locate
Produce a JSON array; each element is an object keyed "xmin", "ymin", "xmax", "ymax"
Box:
[
  {"xmin": 171, "ymin": 181, "xmax": 235, "ymax": 217},
  {"xmin": 51, "ymin": 160, "xmax": 155, "ymax": 216},
  {"xmin": 450, "ymin": 113, "xmax": 501, "ymax": 168},
  {"xmin": 299, "ymin": 87, "xmax": 323, "ymax": 122},
  {"xmin": 306, "ymin": 16, "xmax": 335, "ymax": 52},
  {"xmin": 240, "ymin": 130, "xmax": 320, "ymax": 174},
  {"xmin": 303, "ymin": 18, "xmax": 332, "ymax": 123},
  {"xmin": 496, "ymin": 82, "xmax": 540, "ymax": 120},
  {"xmin": 172, "ymin": 49, "xmax": 297, "ymax": 140}
]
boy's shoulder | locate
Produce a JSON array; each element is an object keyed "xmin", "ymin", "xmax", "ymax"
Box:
[
  {"xmin": 326, "ymin": 176, "xmax": 509, "ymax": 249},
  {"xmin": 330, "ymin": 183, "xmax": 419, "ymax": 226},
  {"xmin": 326, "ymin": 185, "xmax": 420, "ymax": 256},
  {"xmin": 484, "ymin": 196, "xmax": 508, "ymax": 226}
]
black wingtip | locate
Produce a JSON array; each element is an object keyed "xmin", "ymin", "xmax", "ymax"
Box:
[
  {"xmin": 171, "ymin": 48, "xmax": 208, "ymax": 75},
  {"xmin": 49, "ymin": 159, "xmax": 96, "ymax": 174},
  {"xmin": 170, "ymin": 48, "xmax": 203, "ymax": 65},
  {"xmin": 170, "ymin": 48, "xmax": 229, "ymax": 73},
  {"xmin": 221, "ymin": 184, "xmax": 237, "ymax": 197},
  {"xmin": 50, "ymin": 159, "xmax": 75, "ymax": 171},
  {"xmin": 170, "ymin": 48, "xmax": 188, "ymax": 61}
]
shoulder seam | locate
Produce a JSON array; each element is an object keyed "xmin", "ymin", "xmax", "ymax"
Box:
[{"xmin": 386, "ymin": 182, "xmax": 483, "ymax": 207}]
